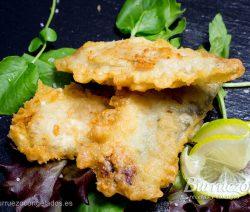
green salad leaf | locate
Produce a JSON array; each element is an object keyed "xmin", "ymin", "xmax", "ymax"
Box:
[
  {"xmin": 209, "ymin": 13, "xmax": 231, "ymax": 58},
  {"xmin": 22, "ymin": 50, "xmax": 74, "ymax": 88},
  {"xmin": 40, "ymin": 27, "xmax": 58, "ymax": 42},
  {"xmin": 76, "ymin": 192, "xmax": 124, "ymax": 212},
  {"xmin": 116, "ymin": 0, "xmax": 185, "ymax": 47},
  {"xmin": 39, "ymin": 48, "xmax": 76, "ymax": 65},
  {"xmin": 0, "ymin": 0, "xmax": 76, "ymax": 115},
  {"xmin": 208, "ymin": 14, "xmax": 231, "ymax": 118},
  {"xmin": 28, "ymin": 37, "xmax": 43, "ymax": 53},
  {"xmin": 208, "ymin": 14, "xmax": 250, "ymax": 117},
  {"xmin": 0, "ymin": 57, "xmax": 39, "ymax": 114}
]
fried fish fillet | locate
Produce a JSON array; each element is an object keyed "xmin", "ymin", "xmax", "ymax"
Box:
[
  {"xmin": 77, "ymin": 84, "xmax": 219, "ymax": 201},
  {"xmin": 55, "ymin": 37, "xmax": 244, "ymax": 91},
  {"xmin": 9, "ymin": 82, "xmax": 107, "ymax": 164}
]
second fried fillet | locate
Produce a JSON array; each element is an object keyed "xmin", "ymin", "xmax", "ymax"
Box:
[
  {"xmin": 77, "ymin": 84, "xmax": 219, "ymax": 201},
  {"xmin": 55, "ymin": 37, "xmax": 244, "ymax": 91},
  {"xmin": 9, "ymin": 82, "xmax": 107, "ymax": 164}
]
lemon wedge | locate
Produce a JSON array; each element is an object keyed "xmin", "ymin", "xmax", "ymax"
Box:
[{"xmin": 181, "ymin": 119, "xmax": 250, "ymax": 199}]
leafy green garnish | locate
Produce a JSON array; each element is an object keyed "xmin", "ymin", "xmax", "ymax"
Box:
[
  {"xmin": 0, "ymin": 57, "xmax": 39, "ymax": 114},
  {"xmin": 223, "ymin": 82, "xmax": 250, "ymax": 88},
  {"xmin": 209, "ymin": 13, "xmax": 231, "ymax": 58},
  {"xmin": 28, "ymin": 0, "xmax": 58, "ymax": 55},
  {"xmin": 170, "ymin": 171, "xmax": 186, "ymax": 193},
  {"xmin": 22, "ymin": 53, "xmax": 73, "ymax": 88},
  {"xmin": 0, "ymin": 0, "xmax": 74, "ymax": 115},
  {"xmin": 116, "ymin": 0, "xmax": 186, "ymax": 47},
  {"xmin": 40, "ymin": 27, "xmax": 58, "ymax": 42},
  {"xmin": 208, "ymin": 14, "xmax": 231, "ymax": 118},
  {"xmin": 208, "ymin": 13, "xmax": 250, "ymax": 118},
  {"xmin": 216, "ymin": 88, "xmax": 228, "ymax": 119},
  {"xmin": 28, "ymin": 37, "xmax": 43, "ymax": 53},
  {"xmin": 39, "ymin": 48, "xmax": 76, "ymax": 65},
  {"xmin": 76, "ymin": 192, "xmax": 124, "ymax": 212}
]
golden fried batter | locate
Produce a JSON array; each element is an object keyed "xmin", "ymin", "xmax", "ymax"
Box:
[
  {"xmin": 55, "ymin": 37, "xmax": 244, "ymax": 91},
  {"xmin": 77, "ymin": 84, "xmax": 219, "ymax": 201},
  {"xmin": 9, "ymin": 82, "xmax": 107, "ymax": 164}
]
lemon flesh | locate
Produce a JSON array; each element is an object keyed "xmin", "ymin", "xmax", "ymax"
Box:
[{"xmin": 181, "ymin": 119, "xmax": 250, "ymax": 199}]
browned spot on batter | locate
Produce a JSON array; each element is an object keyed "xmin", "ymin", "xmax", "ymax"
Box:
[
  {"xmin": 122, "ymin": 166, "xmax": 136, "ymax": 185},
  {"xmin": 133, "ymin": 54, "xmax": 155, "ymax": 70},
  {"xmin": 99, "ymin": 158, "xmax": 115, "ymax": 177},
  {"xmin": 53, "ymin": 125, "xmax": 60, "ymax": 136}
]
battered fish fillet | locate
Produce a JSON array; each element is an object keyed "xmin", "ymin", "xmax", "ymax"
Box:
[
  {"xmin": 55, "ymin": 37, "xmax": 244, "ymax": 91},
  {"xmin": 9, "ymin": 82, "xmax": 107, "ymax": 164},
  {"xmin": 77, "ymin": 84, "xmax": 219, "ymax": 201}
]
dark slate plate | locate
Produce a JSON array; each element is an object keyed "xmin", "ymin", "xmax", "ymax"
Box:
[{"xmin": 0, "ymin": 0, "xmax": 249, "ymax": 211}]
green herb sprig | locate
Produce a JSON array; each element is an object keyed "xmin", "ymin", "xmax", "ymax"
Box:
[
  {"xmin": 28, "ymin": 0, "xmax": 57, "ymax": 55},
  {"xmin": 0, "ymin": 0, "xmax": 74, "ymax": 115},
  {"xmin": 116, "ymin": 0, "xmax": 186, "ymax": 48},
  {"xmin": 208, "ymin": 14, "xmax": 250, "ymax": 118}
]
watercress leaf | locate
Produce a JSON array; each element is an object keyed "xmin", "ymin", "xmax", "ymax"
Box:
[
  {"xmin": 170, "ymin": 18, "xmax": 186, "ymax": 36},
  {"xmin": 145, "ymin": 30, "xmax": 165, "ymax": 40},
  {"xmin": 116, "ymin": 0, "xmax": 185, "ymax": 39},
  {"xmin": 162, "ymin": 0, "xmax": 185, "ymax": 28},
  {"xmin": 132, "ymin": 8, "xmax": 164, "ymax": 36},
  {"xmin": 76, "ymin": 192, "xmax": 124, "ymax": 212},
  {"xmin": 116, "ymin": 0, "xmax": 146, "ymax": 34},
  {"xmin": 39, "ymin": 48, "xmax": 76, "ymax": 65},
  {"xmin": 170, "ymin": 37, "xmax": 181, "ymax": 48},
  {"xmin": 116, "ymin": 0, "xmax": 163, "ymax": 36},
  {"xmin": 209, "ymin": 13, "xmax": 231, "ymax": 58},
  {"xmin": 40, "ymin": 27, "xmax": 58, "ymax": 42},
  {"xmin": 208, "ymin": 14, "xmax": 231, "ymax": 118},
  {"xmin": 22, "ymin": 54, "xmax": 72, "ymax": 88},
  {"xmin": 28, "ymin": 37, "xmax": 43, "ymax": 52},
  {"xmin": 145, "ymin": 18, "xmax": 185, "ymax": 46},
  {"xmin": 0, "ymin": 56, "xmax": 39, "ymax": 115},
  {"xmin": 164, "ymin": 18, "xmax": 186, "ymax": 39}
]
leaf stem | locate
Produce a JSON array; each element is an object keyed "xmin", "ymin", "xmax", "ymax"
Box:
[
  {"xmin": 32, "ymin": 0, "xmax": 57, "ymax": 64},
  {"xmin": 216, "ymin": 88, "xmax": 227, "ymax": 119},
  {"xmin": 223, "ymin": 82, "xmax": 250, "ymax": 88},
  {"xmin": 45, "ymin": 0, "xmax": 57, "ymax": 28},
  {"xmin": 32, "ymin": 43, "xmax": 47, "ymax": 63}
]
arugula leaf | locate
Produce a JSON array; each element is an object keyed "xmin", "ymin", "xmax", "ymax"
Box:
[
  {"xmin": 0, "ymin": 56, "xmax": 39, "ymax": 115},
  {"xmin": 76, "ymin": 192, "xmax": 124, "ymax": 212},
  {"xmin": 40, "ymin": 48, "xmax": 76, "ymax": 65},
  {"xmin": 22, "ymin": 53, "xmax": 73, "ymax": 88},
  {"xmin": 116, "ymin": 0, "xmax": 185, "ymax": 45},
  {"xmin": 209, "ymin": 13, "xmax": 231, "ymax": 58}
]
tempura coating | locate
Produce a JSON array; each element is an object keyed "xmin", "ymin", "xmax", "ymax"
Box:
[
  {"xmin": 77, "ymin": 84, "xmax": 219, "ymax": 201},
  {"xmin": 55, "ymin": 37, "xmax": 244, "ymax": 91},
  {"xmin": 9, "ymin": 82, "xmax": 107, "ymax": 164}
]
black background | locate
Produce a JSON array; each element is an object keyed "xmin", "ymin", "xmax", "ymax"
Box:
[{"xmin": 0, "ymin": 0, "xmax": 249, "ymax": 211}]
